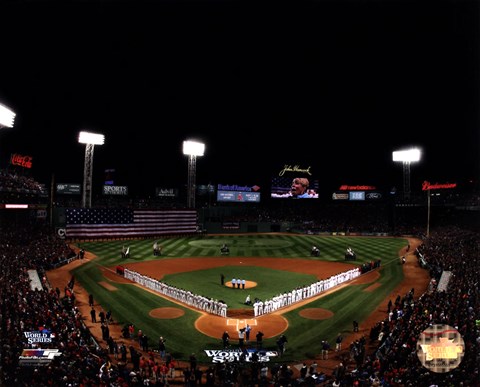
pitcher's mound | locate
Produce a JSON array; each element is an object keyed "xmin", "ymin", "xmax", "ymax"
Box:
[
  {"xmin": 299, "ymin": 308, "xmax": 334, "ymax": 320},
  {"xmin": 225, "ymin": 280, "xmax": 257, "ymax": 289},
  {"xmin": 149, "ymin": 307, "xmax": 185, "ymax": 319}
]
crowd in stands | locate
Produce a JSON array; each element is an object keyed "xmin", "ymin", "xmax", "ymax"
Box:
[
  {"xmin": 0, "ymin": 225, "xmax": 109, "ymax": 386},
  {"xmin": 0, "ymin": 203, "xmax": 478, "ymax": 385},
  {"xmin": 0, "ymin": 170, "xmax": 45, "ymax": 196}
]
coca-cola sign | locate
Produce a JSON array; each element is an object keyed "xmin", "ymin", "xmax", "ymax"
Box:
[{"xmin": 10, "ymin": 153, "xmax": 33, "ymax": 168}]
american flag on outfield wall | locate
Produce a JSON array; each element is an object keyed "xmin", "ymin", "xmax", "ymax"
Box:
[{"xmin": 65, "ymin": 208, "xmax": 198, "ymax": 238}]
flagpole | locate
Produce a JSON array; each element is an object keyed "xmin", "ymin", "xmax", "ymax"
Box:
[{"xmin": 427, "ymin": 189, "xmax": 431, "ymax": 238}]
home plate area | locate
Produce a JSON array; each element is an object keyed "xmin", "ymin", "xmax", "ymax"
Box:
[{"xmin": 226, "ymin": 318, "xmax": 257, "ymax": 330}]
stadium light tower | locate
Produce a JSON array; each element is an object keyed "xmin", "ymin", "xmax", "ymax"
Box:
[
  {"xmin": 0, "ymin": 103, "xmax": 16, "ymax": 129},
  {"xmin": 183, "ymin": 140, "xmax": 205, "ymax": 209},
  {"xmin": 392, "ymin": 147, "xmax": 421, "ymax": 201},
  {"xmin": 78, "ymin": 131, "xmax": 105, "ymax": 208}
]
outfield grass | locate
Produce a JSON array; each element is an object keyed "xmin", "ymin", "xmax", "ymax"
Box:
[{"xmin": 73, "ymin": 234, "xmax": 407, "ymax": 363}]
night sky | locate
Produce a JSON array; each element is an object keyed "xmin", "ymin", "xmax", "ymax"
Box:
[{"xmin": 0, "ymin": 1, "xmax": 478, "ymax": 198}]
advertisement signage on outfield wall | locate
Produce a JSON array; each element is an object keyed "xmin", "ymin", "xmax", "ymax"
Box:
[
  {"xmin": 349, "ymin": 191, "xmax": 365, "ymax": 200},
  {"xmin": 103, "ymin": 185, "xmax": 128, "ymax": 195},
  {"xmin": 422, "ymin": 181, "xmax": 457, "ymax": 191},
  {"xmin": 56, "ymin": 183, "xmax": 81, "ymax": 195},
  {"xmin": 155, "ymin": 188, "xmax": 178, "ymax": 198},
  {"xmin": 332, "ymin": 192, "xmax": 382, "ymax": 200},
  {"xmin": 217, "ymin": 191, "xmax": 261, "ymax": 202},
  {"xmin": 10, "ymin": 153, "xmax": 33, "ymax": 169},
  {"xmin": 366, "ymin": 192, "xmax": 382, "ymax": 200},
  {"xmin": 338, "ymin": 184, "xmax": 376, "ymax": 191},
  {"xmin": 217, "ymin": 184, "xmax": 260, "ymax": 192},
  {"xmin": 216, "ymin": 183, "xmax": 261, "ymax": 202},
  {"xmin": 332, "ymin": 192, "xmax": 349, "ymax": 200}
]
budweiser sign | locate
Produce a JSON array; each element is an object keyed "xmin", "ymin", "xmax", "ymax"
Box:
[{"xmin": 422, "ymin": 181, "xmax": 457, "ymax": 191}]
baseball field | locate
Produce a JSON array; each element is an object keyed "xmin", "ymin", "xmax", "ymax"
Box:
[{"xmin": 47, "ymin": 233, "xmax": 428, "ymax": 366}]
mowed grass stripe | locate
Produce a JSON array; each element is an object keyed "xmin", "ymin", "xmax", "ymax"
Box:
[{"xmin": 74, "ymin": 234, "xmax": 412, "ymax": 363}]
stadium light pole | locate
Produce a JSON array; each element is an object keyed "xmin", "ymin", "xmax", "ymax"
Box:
[
  {"xmin": 0, "ymin": 103, "xmax": 16, "ymax": 129},
  {"xmin": 392, "ymin": 147, "xmax": 421, "ymax": 201},
  {"xmin": 78, "ymin": 131, "xmax": 105, "ymax": 208},
  {"xmin": 183, "ymin": 140, "xmax": 205, "ymax": 209}
]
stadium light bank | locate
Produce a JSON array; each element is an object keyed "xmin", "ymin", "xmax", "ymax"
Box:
[
  {"xmin": 392, "ymin": 147, "xmax": 422, "ymax": 202},
  {"xmin": 0, "ymin": 103, "xmax": 16, "ymax": 129},
  {"xmin": 78, "ymin": 131, "xmax": 105, "ymax": 209},
  {"xmin": 183, "ymin": 140, "xmax": 205, "ymax": 209}
]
